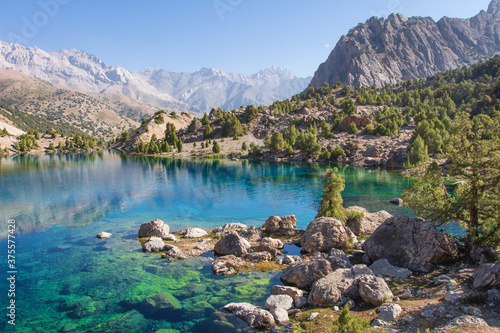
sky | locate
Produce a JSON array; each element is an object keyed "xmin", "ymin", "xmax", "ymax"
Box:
[{"xmin": 0, "ymin": 0, "xmax": 493, "ymax": 77}]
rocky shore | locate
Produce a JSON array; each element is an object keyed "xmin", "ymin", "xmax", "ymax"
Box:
[{"xmin": 123, "ymin": 210, "xmax": 500, "ymax": 332}]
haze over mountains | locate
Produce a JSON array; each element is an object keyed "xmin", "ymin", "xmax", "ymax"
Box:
[
  {"xmin": 310, "ymin": 0, "xmax": 500, "ymax": 88},
  {"xmin": 0, "ymin": 41, "xmax": 310, "ymax": 115}
]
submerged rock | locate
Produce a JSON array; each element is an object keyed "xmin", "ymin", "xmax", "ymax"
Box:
[
  {"xmin": 212, "ymin": 255, "xmax": 244, "ymax": 276},
  {"xmin": 300, "ymin": 217, "xmax": 353, "ymax": 253},
  {"xmin": 137, "ymin": 293, "xmax": 182, "ymax": 320},
  {"xmin": 363, "ymin": 216, "xmax": 458, "ymax": 273},
  {"xmin": 222, "ymin": 303, "xmax": 275, "ymax": 330},
  {"xmin": 138, "ymin": 219, "xmax": 170, "ymax": 239}
]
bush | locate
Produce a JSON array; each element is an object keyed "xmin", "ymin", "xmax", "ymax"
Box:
[
  {"xmin": 332, "ymin": 146, "xmax": 345, "ymax": 159},
  {"xmin": 241, "ymin": 142, "xmax": 248, "ymax": 150},
  {"xmin": 347, "ymin": 122, "xmax": 359, "ymax": 134},
  {"xmin": 346, "ymin": 210, "xmax": 365, "ymax": 224},
  {"xmin": 212, "ymin": 141, "xmax": 221, "ymax": 154},
  {"xmin": 332, "ymin": 306, "xmax": 370, "ymax": 333},
  {"xmin": 154, "ymin": 115, "xmax": 165, "ymax": 124}
]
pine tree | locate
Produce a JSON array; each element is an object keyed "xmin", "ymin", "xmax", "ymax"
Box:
[
  {"xmin": 403, "ymin": 113, "xmax": 500, "ymax": 248},
  {"xmin": 212, "ymin": 141, "xmax": 220, "ymax": 154},
  {"xmin": 317, "ymin": 168, "xmax": 345, "ymax": 219},
  {"xmin": 408, "ymin": 135, "xmax": 429, "ymax": 165}
]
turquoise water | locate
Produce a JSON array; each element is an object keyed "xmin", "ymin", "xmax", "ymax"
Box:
[{"xmin": 0, "ymin": 152, "xmax": 413, "ymax": 332}]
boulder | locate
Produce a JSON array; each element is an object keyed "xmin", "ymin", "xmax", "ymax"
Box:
[
  {"xmin": 277, "ymin": 255, "xmax": 302, "ymax": 266},
  {"xmin": 214, "ymin": 231, "xmax": 251, "ymax": 257},
  {"xmin": 437, "ymin": 315, "xmax": 489, "ymax": 332},
  {"xmin": 96, "ymin": 231, "xmax": 112, "ymax": 239},
  {"xmin": 212, "ymin": 255, "xmax": 244, "ymax": 276},
  {"xmin": 281, "ymin": 259, "xmax": 333, "ymax": 290},
  {"xmin": 389, "ymin": 198, "xmax": 403, "ymax": 205},
  {"xmin": 363, "ymin": 146, "xmax": 380, "ymax": 158},
  {"xmin": 377, "ymin": 304, "xmax": 402, "ymax": 322},
  {"xmin": 142, "ymin": 237, "xmax": 166, "ymax": 253},
  {"xmin": 345, "ymin": 206, "xmax": 392, "ymax": 236},
  {"xmin": 308, "ymin": 265, "xmax": 374, "ymax": 307},
  {"xmin": 270, "ymin": 285, "xmax": 304, "ymax": 300},
  {"xmin": 212, "ymin": 223, "xmax": 247, "ymax": 235},
  {"xmin": 270, "ymin": 307, "xmax": 289, "ymax": 324},
  {"xmin": 369, "ymin": 259, "xmax": 412, "ymax": 279},
  {"xmin": 363, "ymin": 216, "xmax": 459, "ymax": 273},
  {"xmin": 340, "ymin": 116, "xmax": 371, "ymax": 132},
  {"xmin": 138, "ymin": 219, "xmax": 170, "ymax": 239},
  {"xmin": 184, "ymin": 228, "xmax": 208, "ymax": 238},
  {"xmin": 300, "ymin": 217, "xmax": 353, "ymax": 253},
  {"xmin": 264, "ymin": 295, "xmax": 294, "ymax": 311},
  {"xmin": 253, "ymin": 237, "xmax": 284, "ymax": 257},
  {"xmin": 358, "ymin": 275, "xmax": 393, "ymax": 306},
  {"xmin": 294, "ymin": 296, "xmax": 308, "ymax": 308},
  {"xmin": 328, "ymin": 248, "xmax": 353, "ymax": 269},
  {"xmin": 262, "ymin": 215, "xmax": 297, "ymax": 233},
  {"xmin": 222, "ymin": 303, "xmax": 275, "ymax": 330},
  {"xmin": 189, "ymin": 118, "xmax": 202, "ymax": 132},
  {"xmin": 245, "ymin": 251, "xmax": 272, "ymax": 262},
  {"xmin": 472, "ymin": 262, "xmax": 500, "ymax": 290},
  {"xmin": 236, "ymin": 226, "xmax": 262, "ymax": 242}
]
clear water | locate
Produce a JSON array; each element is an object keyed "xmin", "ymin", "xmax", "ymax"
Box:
[{"xmin": 0, "ymin": 152, "xmax": 413, "ymax": 332}]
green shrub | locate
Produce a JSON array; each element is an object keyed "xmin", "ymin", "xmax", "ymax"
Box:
[
  {"xmin": 332, "ymin": 306, "xmax": 370, "ymax": 333},
  {"xmin": 347, "ymin": 122, "xmax": 359, "ymax": 134},
  {"xmin": 346, "ymin": 210, "xmax": 365, "ymax": 224}
]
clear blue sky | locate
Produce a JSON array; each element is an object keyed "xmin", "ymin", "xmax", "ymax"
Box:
[{"xmin": 0, "ymin": 0, "xmax": 492, "ymax": 77}]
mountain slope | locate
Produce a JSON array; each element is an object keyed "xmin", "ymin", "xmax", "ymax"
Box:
[
  {"xmin": 0, "ymin": 41, "xmax": 310, "ymax": 114},
  {"xmin": 309, "ymin": 0, "xmax": 500, "ymax": 88},
  {"xmin": 0, "ymin": 69, "xmax": 160, "ymax": 138}
]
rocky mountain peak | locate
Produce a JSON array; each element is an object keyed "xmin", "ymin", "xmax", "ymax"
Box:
[
  {"xmin": 309, "ymin": 0, "xmax": 500, "ymax": 89},
  {"xmin": 488, "ymin": 0, "xmax": 500, "ymax": 17}
]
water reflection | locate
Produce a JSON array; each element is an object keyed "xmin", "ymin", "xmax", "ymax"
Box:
[{"xmin": 0, "ymin": 151, "xmax": 413, "ymax": 238}]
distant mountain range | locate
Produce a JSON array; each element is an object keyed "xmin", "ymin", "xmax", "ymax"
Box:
[
  {"xmin": 0, "ymin": 41, "xmax": 310, "ymax": 115},
  {"xmin": 310, "ymin": 0, "xmax": 500, "ymax": 88}
]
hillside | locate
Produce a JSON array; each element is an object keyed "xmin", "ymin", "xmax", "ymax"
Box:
[
  {"xmin": 0, "ymin": 41, "xmax": 310, "ymax": 115},
  {"xmin": 0, "ymin": 69, "xmax": 161, "ymax": 139},
  {"xmin": 309, "ymin": 0, "xmax": 500, "ymax": 89},
  {"xmin": 115, "ymin": 56, "xmax": 500, "ymax": 170}
]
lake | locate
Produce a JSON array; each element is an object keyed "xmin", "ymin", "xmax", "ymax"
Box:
[{"xmin": 0, "ymin": 151, "xmax": 413, "ymax": 332}]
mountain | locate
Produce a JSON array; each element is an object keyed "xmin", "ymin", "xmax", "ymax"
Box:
[
  {"xmin": 0, "ymin": 41, "xmax": 310, "ymax": 115},
  {"xmin": 0, "ymin": 69, "xmax": 164, "ymax": 138},
  {"xmin": 309, "ymin": 0, "xmax": 500, "ymax": 88}
]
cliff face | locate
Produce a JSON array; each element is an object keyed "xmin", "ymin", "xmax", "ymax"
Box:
[{"xmin": 309, "ymin": 0, "xmax": 500, "ymax": 88}]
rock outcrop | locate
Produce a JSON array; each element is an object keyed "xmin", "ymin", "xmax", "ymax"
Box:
[
  {"xmin": 309, "ymin": 1, "xmax": 500, "ymax": 89},
  {"xmin": 363, "ymin": 216, "xmax": 459, "ymax": 273},
  {"xmin": 212, "ymin": 255, "xmax": 245, "ymax": 276}
]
